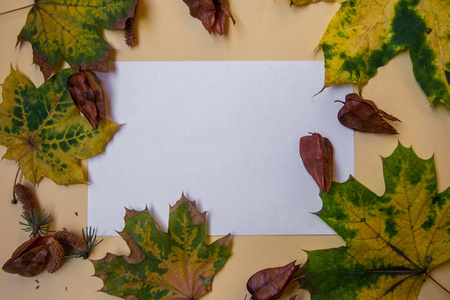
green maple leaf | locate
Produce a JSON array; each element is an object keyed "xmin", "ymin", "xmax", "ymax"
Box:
[
  {"xmin": 18, "ymin": 0, "xmax": 137, "ymax": 80},
  {"xmin": 291, "ymin": 0, "xmax": 450, "ymax": 108},
  {"xmin": 92, "ymin": 195, "xmax": 231, "ymax": 300},
  {"xmin": 0, "ymin": 67, "xmax": 120, "ymax": 185},
  {"xmin": 298, "ymin": 143, "xmax": 450, "ymax": 299}
]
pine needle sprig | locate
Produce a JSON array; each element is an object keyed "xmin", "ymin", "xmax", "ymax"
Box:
[
  {"xmin": 64, "ymin": 227, "xmax": 103, "ymax": 259},
  {"xmin": 19, "ymin": 208, "xmax": 54, "ymax": 238}
]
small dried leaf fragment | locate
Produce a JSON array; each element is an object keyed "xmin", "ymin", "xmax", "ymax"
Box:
[
  {"xmin": 68, "ymin": 70, "xmax": 106, "ymax": 129},
  {"xmin": 247, "ymin": 261, "xmax": 300, "ymax": 300},
  {"xmin": 299, "ymin": 133, "xmax": 333, "ymax": 193},
  {"xmin": 337, "ymin": 93, "xmax": 400, "ymax": 134},
  {"xmin": 182, "ymin": 0, "xmax": 235, "ymax": 35}
]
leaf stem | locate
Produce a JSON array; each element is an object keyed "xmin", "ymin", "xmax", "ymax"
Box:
[
  {"xmin": 0, "ymin": 4, "xmax": 33, "ymax": 17},
  {"xmin": 11, "ymin": 168, "xmax": 20, "ymax": 204},
  {"xmin": 426, "ymin": 272, "xmax": 450, "ymax": 295}
]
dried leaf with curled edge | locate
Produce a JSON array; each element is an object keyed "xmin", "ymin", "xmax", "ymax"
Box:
[
  {"xmin": 17, "ymin": 0, "xmax": 138, "ymax": 80},
  {"xmin": 0, "ymin": 68, "xmax": 120, "ymax": 185},
  {"xmin": 337, "ymin": 93, "xmax": 400, "ymax": 134},
  {"xmin": 247, "ymin": 261, "xmax": 300, "ymax": 300},
  {"xmin": 182, "ymin": 0, "xmax": 235, "ymax": 35},
  {"xmin": 290, "ymin": 0, "xmax": 450, "ymax": 108},
  {"xmin": 299, "ymin": 133, "xmax": 333, "ymax": 193},
  {"xmin": 92, "ymin": 194, "xmax": 231, "ymax": 300},
  {"xmin": 297, "ymin": 143, "xmax": 450, "ymax": 299},
  {"xmin": 68, "ymin": 70, "xmax": 106, "ymax": 129}
]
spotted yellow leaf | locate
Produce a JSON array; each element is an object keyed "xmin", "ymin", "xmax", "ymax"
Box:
[
  {"xmin": 18, "ymin": 0, "xmax": 137, "ymax": 80},
  {"xmin": 298, "ymin": 143, "xmax": 450, "ymax": 299},
  {"xmin": 0, "ymin": 68, "xmax": 120, "ymax": 185},
  {"xmin": 291, "ymin": 0, "xmax": 450, "ymax": 108}
]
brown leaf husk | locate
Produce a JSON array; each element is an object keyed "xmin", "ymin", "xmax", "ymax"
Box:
[
  {"xmin": 299, "ymin": 133, "xmax": 333, "ymax": 193},
  {"xmin": 2, "ymin": 236, "xmax": 51, "ymax": 277},
  {"xmin": 68, "ymin": 70, "xmax": 106, "ymax": 129},
  {"xmin": 183, "ymin": 0, "xmax": 235, "ymax": 35},
  {"xmin": 247, "ymin": 261, "xmax": 300, "ymax": 300},
  {"xmin": 337, "ymin": 93, "xmax": 400, "ymax": 134},
  {"xmin": 3, "ymin": 229, "xmax": 87, "ymax": 277}
]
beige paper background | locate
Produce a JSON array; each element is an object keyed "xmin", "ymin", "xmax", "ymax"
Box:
[{"xmin": 0, "ymin": 0, "xmax": 449, "ymax": 299}]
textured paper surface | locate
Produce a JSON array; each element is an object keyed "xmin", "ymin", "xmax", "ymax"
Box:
[{"xmin": 88, "ymin": 61, "xmax": 354, "ymax": 235}]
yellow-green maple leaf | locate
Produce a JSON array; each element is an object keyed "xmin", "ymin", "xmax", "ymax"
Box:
[
  {"xmin": 0, "ymin": 67, "xmax": 120, "ymax": 185},
  {"xmin": 298, "ymin": 143, "xmax": 450, "ymax": 299},
  {"xmin": 18, "ymin": 0, "xmax": 137, "ymax": 80},
  {"xmin": 291, "ymin": 0, "xmax": 450, "ymax": 108},
  {"xmin": 92, "ymin": 195, "xmax": 231, "ymax": 300}
]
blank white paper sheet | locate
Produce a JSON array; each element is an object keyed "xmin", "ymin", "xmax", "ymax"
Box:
[{"xmin": 88, "ymin": 61, "xmax": 354, "ymax": 236}]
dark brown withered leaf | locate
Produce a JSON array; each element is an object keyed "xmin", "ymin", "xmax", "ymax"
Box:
[
  {"xmin": 247, "ymin": 261, "xmax": 300, "ymax": 300},
  {"xmin": 299, "ymin": 133, "xmax": 333, "ymax": 193},
  {"xmin": 337, "ymin": 93, "xmax": 400, "ymax": 134},
  {"xmin": 182, "ymin": 0, "xmax": 235, "ymax": 35},
  {"xmin": 68, "ymin": 70, "xmax": 106, "ymax": 129}
]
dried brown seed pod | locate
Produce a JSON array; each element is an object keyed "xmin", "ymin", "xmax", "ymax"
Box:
[
  {"xmin": 55, "ymin": 228, "xmax": 87, "ymax": 253},
  {"xmin": 46, "ymin": 238, "xmax": 65, "ymax": 273},
  {"xmin": 247, "ymin": 261, "xmax": 300, "ymax": 300},
  {"xmin": 299, "ymin": 133, "xmax": 334, "ymax": 193},
  {"xmin": 2, "ymin": 236, "xmax": 51, "ymax": 277},
  {"xmin": 68, "ymin": 70, "xmax": 106, "ymax": 129},
  {"xmin": 337, "ymin": 93, "xmax": 400, "ymax": 134},
  {"xmin": 124, "ymin": 17, "xmax": 136, "ymax": 47},
  {"xmin": 14, "ymin": 184, "xmax": 37, "ymax": 218}
]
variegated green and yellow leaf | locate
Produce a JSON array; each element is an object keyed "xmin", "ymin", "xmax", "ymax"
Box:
[
  {"xmin": 0, "ymin": 67, "xmax": 120, "ymax": 185},
  {"xmin": 92, "ymin": 195, "xmax": 231, "ymax": 300},
  {"xmin": 291, "ymin": 0, "xmax": 450, "ymax": 108},
  {"xmin": 298, "ymin": 143, "xmax": 450, "ymax": 299},
  {"xmin": 18, "ymin": 0, "xmax": 137, "ymax": 80}
]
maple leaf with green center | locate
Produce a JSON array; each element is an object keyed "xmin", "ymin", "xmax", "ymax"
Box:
[
  {"xmin": 291, "ymin": 0, "xmax": 450, "ymax": 108},
  {"xmin": 92, "ymin": 195, "xmax": 231, "ymax": 300},
  {"xmin": 297, "ymin": 143, "xmax": 450, "ymax": 299},
  {"xmin": 0, "ymin": 68, "xmax": 120, "ymax": 185},
  {"xmin": 18, "ymin": 0, "xmax": 138, "ymax": 80}
]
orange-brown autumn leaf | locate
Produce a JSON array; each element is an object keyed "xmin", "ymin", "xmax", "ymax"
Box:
[{"xmin": 92, "ymin": 194, "xmax": 231, "ymax": 299}]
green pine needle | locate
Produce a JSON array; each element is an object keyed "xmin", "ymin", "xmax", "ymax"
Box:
[{"xmin": 19, "ymin": 209, "xmax": 54, "ymax": 238}]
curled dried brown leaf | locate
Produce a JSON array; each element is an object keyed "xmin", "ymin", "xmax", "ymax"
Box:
[
  {"xmin": 68, "ymin": 70, "xmax": 106, "ymax": 129},
  {"xmin": 247, "ymin": 261, "xmax": 300, "ymax": 300},
  {"xmin": 182, "ymin": 0, "xmax": 235, "ymax": 35},
  {"xmin": 299, "ymin": 133, "xmax": 333, "ymax": 193},
  {"xmin": 337, "ymin": 93, "xmax": 400, "ymax": 134}
]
